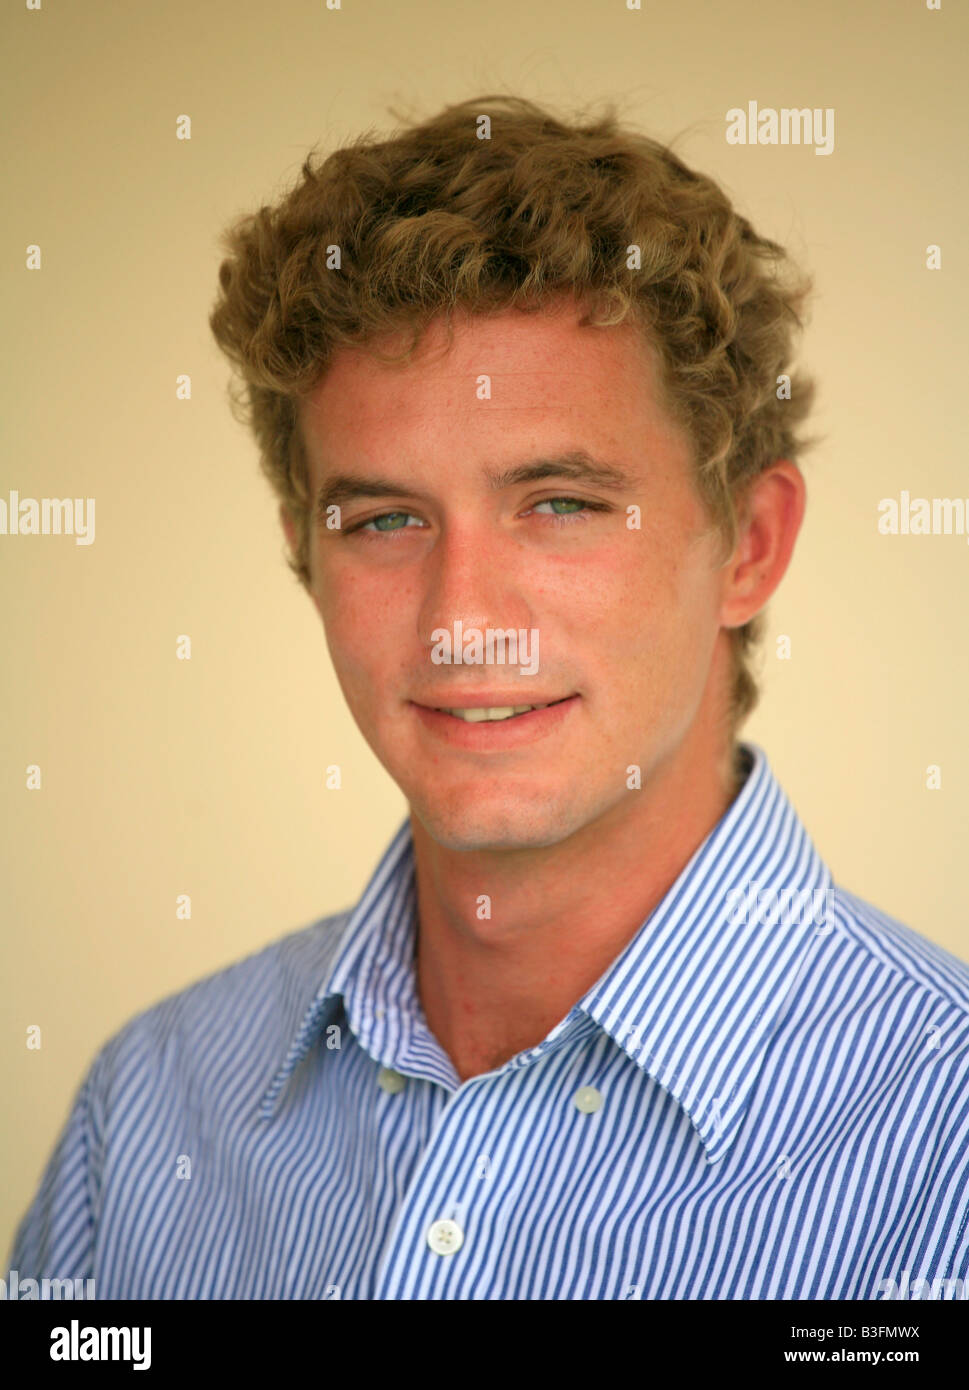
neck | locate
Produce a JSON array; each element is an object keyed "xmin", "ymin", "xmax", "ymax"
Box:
[{"xmin": 411, "ymin": 711, "xmax": 745, "ymax": 1084}]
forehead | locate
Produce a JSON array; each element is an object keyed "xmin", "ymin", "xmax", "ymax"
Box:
[{"xmin": 298, "ymin": 302, "xmax": 684, "ymax": 455}]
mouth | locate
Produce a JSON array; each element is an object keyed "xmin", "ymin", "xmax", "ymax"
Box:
[
  {"xmin": 409, "ymin": 693, "xmax": 580, "ymax": 749},
  {"xmin": 429, "ymin": 696, "xmax": 575, "ymax": 723}
]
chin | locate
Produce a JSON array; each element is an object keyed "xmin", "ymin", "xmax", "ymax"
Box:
[{"xmin": 409, "ymin": 793, "xmax": 588, "ymax": 853}]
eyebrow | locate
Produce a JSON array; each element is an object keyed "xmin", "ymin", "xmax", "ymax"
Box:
[{"xmin": 313, "ymin": 449, "xmax": 636, "ymax": 524}]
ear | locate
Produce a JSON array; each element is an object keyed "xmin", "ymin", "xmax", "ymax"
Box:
[{"xmin": 719, "ymin": 460, "xmax": 806, "ymax": 629}]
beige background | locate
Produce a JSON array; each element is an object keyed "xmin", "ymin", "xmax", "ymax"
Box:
[{"xmin": 3, "ymin": 0, "xmax": 967, "ymax": 1251}]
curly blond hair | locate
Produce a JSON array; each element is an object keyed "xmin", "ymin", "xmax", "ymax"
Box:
[{"xmin": 209, "ymin": 94, "xmax": 820, "ymax": 736}]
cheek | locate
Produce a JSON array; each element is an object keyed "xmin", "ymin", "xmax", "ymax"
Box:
[
  {"xmin": 318, "ymin": 553, "xmax": 387, "ymax": 633},
  {"xmin": 316, "ymin": 561, "xmax": 418, "ymax": 690},
  {"xmin": 556, "ymin": 533, "xmax": 685, "ymax": 632},
  {"xmin": 579, "ymin": 532, "xmax": 718, "ymax": 673},
  {"xmin": 314, "ymin": 573, "xmax": 375, "ymax": 681}
]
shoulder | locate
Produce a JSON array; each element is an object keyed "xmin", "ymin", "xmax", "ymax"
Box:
[
  {"xmin": 817, "ymin": 884, "xmax": 969, "ymax": 1122},
  {"xmin": 87, "ymin": 910, "xmax": 352, "ymax": 1107},
  {"xmin": 7, "ymin": 912, "xmax": 354, "ymax": 1279},
  {"xmin": 827, "ymin": 884, "xmax": 969, "ymax": 1014}
]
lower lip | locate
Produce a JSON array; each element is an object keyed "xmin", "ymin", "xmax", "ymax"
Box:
[{"xmin": 411, "ymin": 696, "xmax": 580, "ymax": 750}]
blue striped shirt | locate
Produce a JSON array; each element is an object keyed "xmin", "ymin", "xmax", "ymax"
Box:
[{"xmin": 8, "ymin": 743, "xmax": 969, "ymax": 1300}]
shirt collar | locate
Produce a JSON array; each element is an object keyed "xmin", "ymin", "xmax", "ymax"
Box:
[{"xmin": 260, "ymin": 742, "xmax": 832, "ymax": 1162}]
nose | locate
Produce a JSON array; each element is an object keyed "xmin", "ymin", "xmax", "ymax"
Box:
[{"xmin": 416, "ymin": 523, "xmax": 536, "ymax": 661}]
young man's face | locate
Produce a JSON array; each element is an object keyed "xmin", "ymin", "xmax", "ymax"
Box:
[{"xmin": 292, "ymin": 300, "xmax": 736, "ymax": 851}]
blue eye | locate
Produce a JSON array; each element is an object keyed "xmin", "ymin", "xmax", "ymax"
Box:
[
  {"xmin": 534, "ymin": 497, "xmax": 587, "ymax": 518},
  {"xmin": 532, "ymin": 497, "xmax": 611, "ymax": 523},
  {"xmin": 346, "ymin": 496, "xmax": 609, "ymax": 540},
  {"xmin": 355, "ymin": 511, "xmax": 422, "ymax": 535}
]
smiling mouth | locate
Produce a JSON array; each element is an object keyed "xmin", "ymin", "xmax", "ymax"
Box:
[{"xmin": 432, "ymin": 697, "xmax": 574, "ymax": 723}]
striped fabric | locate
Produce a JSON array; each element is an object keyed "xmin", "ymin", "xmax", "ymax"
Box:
[{"xmin": 8, "ymin": 743, "xmax": 969, "ymax": 1300}]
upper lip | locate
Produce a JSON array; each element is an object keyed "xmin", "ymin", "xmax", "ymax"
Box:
[{"xmin": 411, "ymin": 693, "xmax": 577, "ymax": 710}]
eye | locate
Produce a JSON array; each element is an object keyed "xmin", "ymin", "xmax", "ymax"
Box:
[
  {"xmin": 349, "ymin": 510, "xmax": 424, "ymax": 537},
  {"xmin": 528, "ymin": 496, "xmax": 610, "ymax": 523},
  {"xmin": 344, "ymin": 496, "xmax": 611, "ymax": 540}
]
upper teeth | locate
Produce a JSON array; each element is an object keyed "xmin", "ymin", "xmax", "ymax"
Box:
[{"xmin": 443, "ymin": 704, "xmax": 547, "ymax": 722}]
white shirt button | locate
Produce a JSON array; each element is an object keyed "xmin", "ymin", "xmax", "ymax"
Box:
[
  {"xmin": 573, "ymin": 1085, "xmax": 603, "ymax": 1113},
  {"xmin": 427, "ymin": 1218, "xmax": 464, "ymax": 1255},
  {"xmin": 377, "ymin": 1066, "xmax": 405, "ymax": 1093}
]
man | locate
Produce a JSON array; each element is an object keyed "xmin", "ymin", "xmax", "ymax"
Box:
[{"xmin": 9, "ymin": 95, "xmax": 969, "ymax": 1300}]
